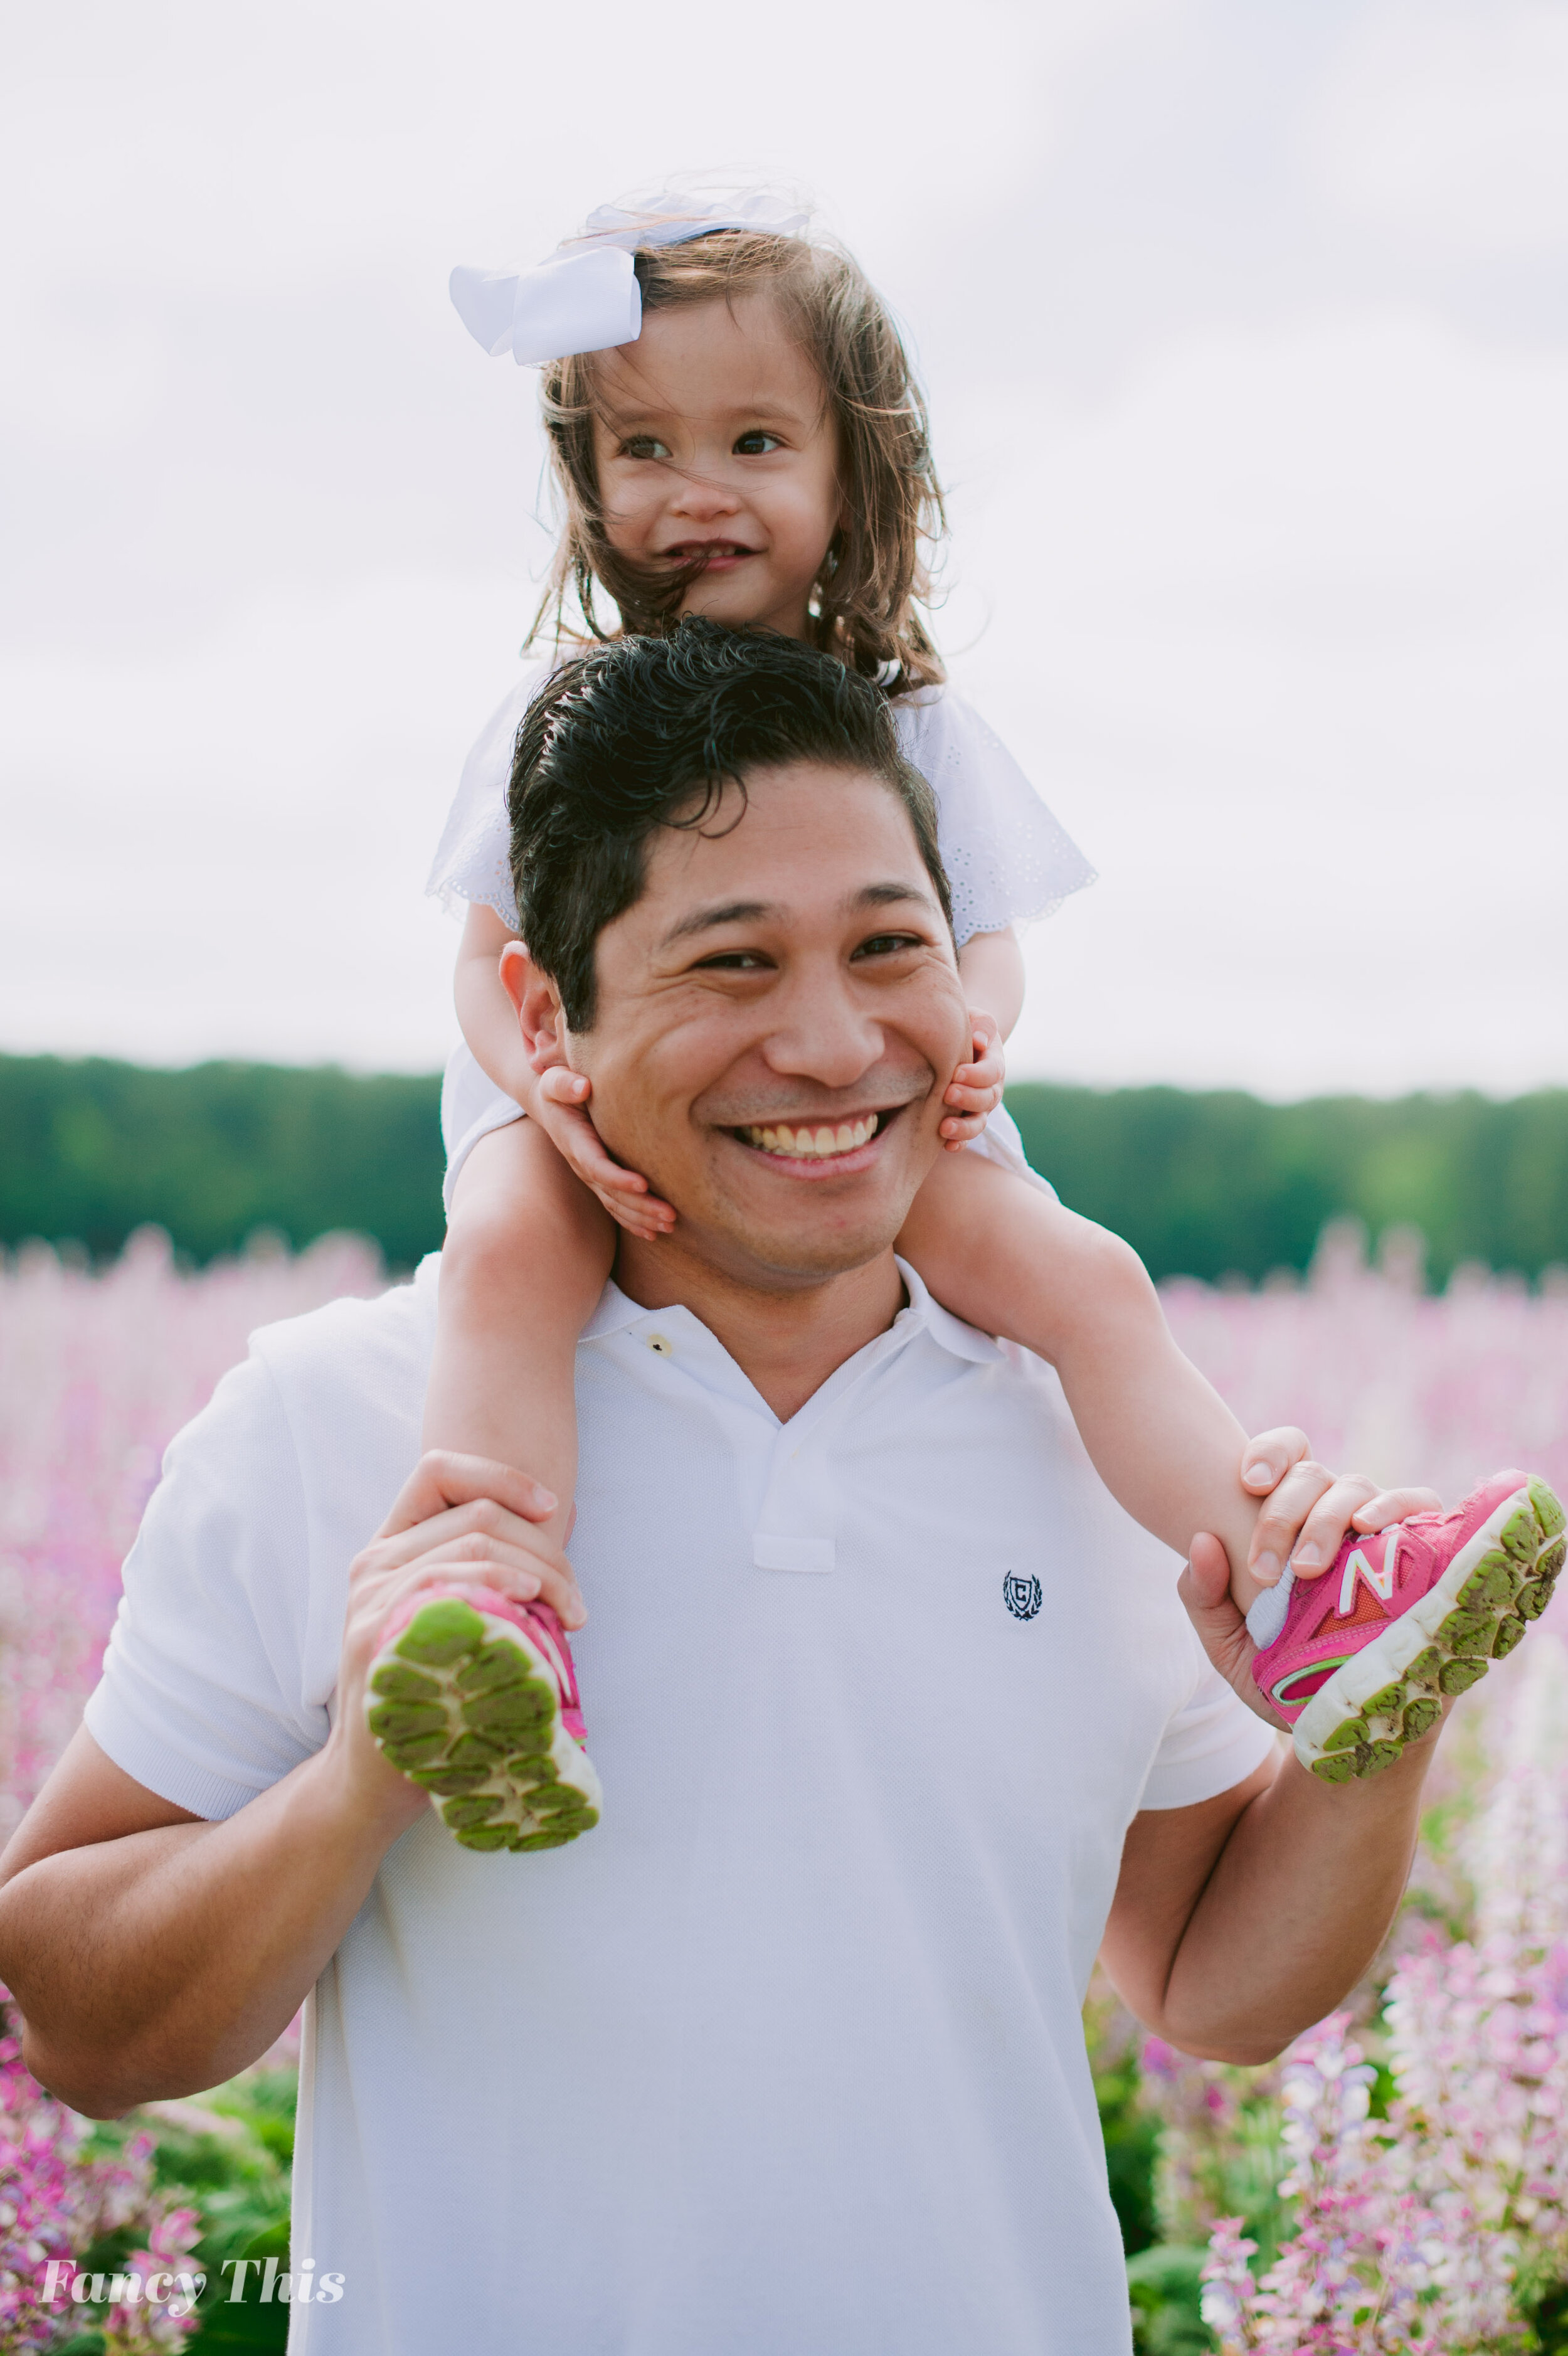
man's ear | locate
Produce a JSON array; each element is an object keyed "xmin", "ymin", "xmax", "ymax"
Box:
[{"xmin": 499, "ymin": 942, "xmax": 569, "ymax": 1074}]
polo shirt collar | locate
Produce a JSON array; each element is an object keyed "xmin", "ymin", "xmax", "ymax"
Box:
[{"xmin": 581, "ymin": 1255, "xmax": 1001, "ymax": 1367}]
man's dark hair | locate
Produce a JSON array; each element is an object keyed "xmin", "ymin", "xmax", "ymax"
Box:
[{"xmin": 508, "ymin": 620, "xmax": 953, "ymax": 1031}]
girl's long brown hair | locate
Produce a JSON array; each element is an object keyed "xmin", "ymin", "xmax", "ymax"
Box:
[{"xmin": 529, "ymin": 228, "xmax": 947, "ymax": 692}]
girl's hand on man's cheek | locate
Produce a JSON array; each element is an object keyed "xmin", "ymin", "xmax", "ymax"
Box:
[
  {"xmin": 533, "ymin": 1066, "xmax": 677, "ymax": 1239},
  {"xmin": 938, "ymin": 1012, "xmax": 1005, "ymax": 1149}
]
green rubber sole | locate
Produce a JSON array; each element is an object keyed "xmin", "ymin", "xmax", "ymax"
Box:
[
  {"xmin": 1298, "ymin": 1480, "xmax": 1564, "ymax": 1785},
  {"xmin": 366, "ymin": 1597, "xmax": 601, "ymax": 1850}
]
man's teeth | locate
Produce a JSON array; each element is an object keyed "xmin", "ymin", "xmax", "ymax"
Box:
[{"xmin": 741, "ymin": 1116, "xmax": 878, "ymax": 1159}]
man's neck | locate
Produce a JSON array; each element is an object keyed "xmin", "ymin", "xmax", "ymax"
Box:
[{"xmin": 611, "ymin": 1234, "xmax": 907, "ymax": 1423}]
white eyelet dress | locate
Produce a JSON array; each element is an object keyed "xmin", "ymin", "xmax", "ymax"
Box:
[{"xmin": 426, "ymin": 666, "xmax": 1096, "ymax": 1209}]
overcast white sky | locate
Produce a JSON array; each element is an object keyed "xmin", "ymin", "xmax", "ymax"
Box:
[{"xmin": 4, "ymin": 0, "xmax": 1566, "ymax": 1097}]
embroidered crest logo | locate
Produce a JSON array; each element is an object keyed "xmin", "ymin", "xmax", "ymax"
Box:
[{"xmin": 1004, "ymin": 1573, "xmax": 1042, "ymax": 1621}]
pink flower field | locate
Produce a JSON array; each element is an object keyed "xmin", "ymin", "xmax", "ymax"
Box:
[
  {"xmin": 1162, "ymin": 1221, "xmax": 1568, "ymax": 1524},
  {"xmin": 0, "ymin": 1229, "xmax": 384, "ymax": 1844},
  {"xmin": 3, "ymin": 1219, "xmax": 1568, "ymax": 2350}
]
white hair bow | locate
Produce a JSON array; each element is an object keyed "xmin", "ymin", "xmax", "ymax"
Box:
[{"xmin": 450, "ymin": 189, "xmax": 811, "ymax": 369}]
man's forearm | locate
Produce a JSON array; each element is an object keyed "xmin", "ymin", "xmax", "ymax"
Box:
[
  {"xmin": 1155, "ymin": 1745, "xmax": 1428, "ymax": 2062},
  {"xmin": 0, "ymin": 1737, "xmax": 415, "ymax": 2115}
]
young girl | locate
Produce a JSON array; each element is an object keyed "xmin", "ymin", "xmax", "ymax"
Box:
[{"xmin": 364, "ymin": 191, "xmax": 1561, "ymax": 1852}]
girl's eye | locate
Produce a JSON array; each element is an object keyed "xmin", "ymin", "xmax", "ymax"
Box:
[
  {"xmin": 620, "ymin": 435, "xmax": 671, "ymax": 460},
  {"xmin": 734, "ymin": 431, "xmax": 782, "ymax": 456}
]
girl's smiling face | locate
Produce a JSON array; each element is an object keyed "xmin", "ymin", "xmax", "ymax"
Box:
[{"xmin": 590, "ymin": 293, "xmax": 845, "ymax": 640}]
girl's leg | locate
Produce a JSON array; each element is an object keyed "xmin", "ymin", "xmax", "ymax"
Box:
[
  {"xmin": 898, "ymin": 1147, "xmax": 1273, "ymax": 1609},
  {"xmin": 423, "ymin": 1119, "xmax": 615, "ymax": 1554}
]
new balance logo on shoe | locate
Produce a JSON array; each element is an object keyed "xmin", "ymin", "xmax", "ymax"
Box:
[
  {"xmin": 1004, "ymin": 1573, "xmax": 1042, "ymax": 1621},
  {"xmin": 1338, "ymin": 1541, "xmax": 1399, "ymax": 1616}
]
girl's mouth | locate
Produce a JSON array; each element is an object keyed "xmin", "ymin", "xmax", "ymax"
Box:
[{"xmin": 661, "ymin": 541, "xmax": 760, "ymax": 573}]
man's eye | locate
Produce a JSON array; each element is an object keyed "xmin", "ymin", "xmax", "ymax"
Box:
[
  {"xmin": 620, "ymin": 435, "xmax": 671, "ymax": 460},
  {"xmin": 734, "ymin": 431, "xmax": 781, "ymax": 455},
  {"xmin": 854, "ymin": 933, "xmax": 922, "ymax": 959},
  {"xmin": 693, "ymin": 950, "xmax": 770, "ymax": 971}
]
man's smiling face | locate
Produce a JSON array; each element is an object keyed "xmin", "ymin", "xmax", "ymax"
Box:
[{"xmin": 565, "ymin": 760, "xmax": 970, "ymax": 1292}]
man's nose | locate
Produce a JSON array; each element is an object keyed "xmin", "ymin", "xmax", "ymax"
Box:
[{"xmin": 761, "ymin": 968, "xmax": 887, "ymax": 1091}]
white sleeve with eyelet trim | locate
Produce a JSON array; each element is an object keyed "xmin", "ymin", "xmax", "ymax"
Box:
[
  {"xmin": 425, "ymin": 664, "xmax": 551, "ymax": 930},
  {"xmin": 891, "ymin": 687, "xmax": 1096, "ymax": 947}
]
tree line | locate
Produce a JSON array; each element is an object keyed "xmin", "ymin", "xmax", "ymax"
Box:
[{"xmin": 4, "ymin": 1051, "xmax": 1565, "ymax": 1287}]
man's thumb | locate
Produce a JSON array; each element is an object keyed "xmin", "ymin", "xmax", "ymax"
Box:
[{"xmin": 1184, "ymin": 1531, "xmax": 1232, "ymax": 1611}]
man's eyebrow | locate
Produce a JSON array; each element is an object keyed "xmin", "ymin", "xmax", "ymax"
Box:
[
  {"xmin": 660, "ymin": 883, "xmax": 939, "ymax": 950},
  {"xmin": 852, "ymin": 881, "xmax": 941, "ymax": 915},
  {"xmin": 660, "ymin": 899, "xmax": 778, "ymax": 947}
]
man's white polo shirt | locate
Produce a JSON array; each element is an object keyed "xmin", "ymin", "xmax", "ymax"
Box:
[{"xmin": 86, "ymin": 1257, "xmax": 1273, "ymax": 2356}]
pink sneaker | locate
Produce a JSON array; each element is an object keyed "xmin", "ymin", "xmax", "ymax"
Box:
[
  {"xmin": 365, "ymin": 1588, "xmax": 601, "ymax": 1851},
  {"xmin": 1251, "ymin": 1471, "xmax": 1565, "ymax": 1783}
]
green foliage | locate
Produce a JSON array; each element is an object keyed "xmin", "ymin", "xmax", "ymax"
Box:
[
  {"xmin": 1007, "ymin": 1081, "xmax": 1568, "ymax": 1287},
  {"xmin": 6, "ymin": 1053, "xmax": 1568, "ymax": 1283},
  {"xmin": 82, "ymin": 2069, "xmax": 297, "ymax": 2350},
  {"xmin": 1095, "ymin": 2054, "xmax": 1217, "ymax": 2350},
  {"xmin": 189, "ymin": 2223, "xmax": 292, "ymax": 2355},
  {"xmin": 1520, "ymin": 2267, "xmax": 1568, "ymax": 2352},
  {"xmin": 1097, "ymin": 2056, "xmax": 1163, "ymax": 2256},
  {"xmin": 1126, "ymin": 2245, "xmax": 1215, "ymax": 2353},
  {"xmin": 0, "ymin": 1053, "xmax": 443, "ymax": 1269}
]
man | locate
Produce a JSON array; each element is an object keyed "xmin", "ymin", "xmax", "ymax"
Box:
[{"xmin": 0, "ymin": 625, "xmax": 1450, "ymax": 2353}]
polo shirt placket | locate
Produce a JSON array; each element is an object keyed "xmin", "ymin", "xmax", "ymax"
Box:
[{"xmin": 581, "ymin": 1273, "xmax": 997, "ymax": 1581}]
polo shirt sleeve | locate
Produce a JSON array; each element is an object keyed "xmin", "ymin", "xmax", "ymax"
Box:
[
  {"xmin": 83, "ymin": 1349, "xmax": 327, "ymax": 1822},
  {"xmin": 1138, "ymin": 1653, "xmax": 1279, "ymax": 1810}
]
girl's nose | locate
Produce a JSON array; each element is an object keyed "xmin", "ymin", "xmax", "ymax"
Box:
[{"xmin": 667, "ymin": 466, "xmax": 743, "ymax": 519}]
